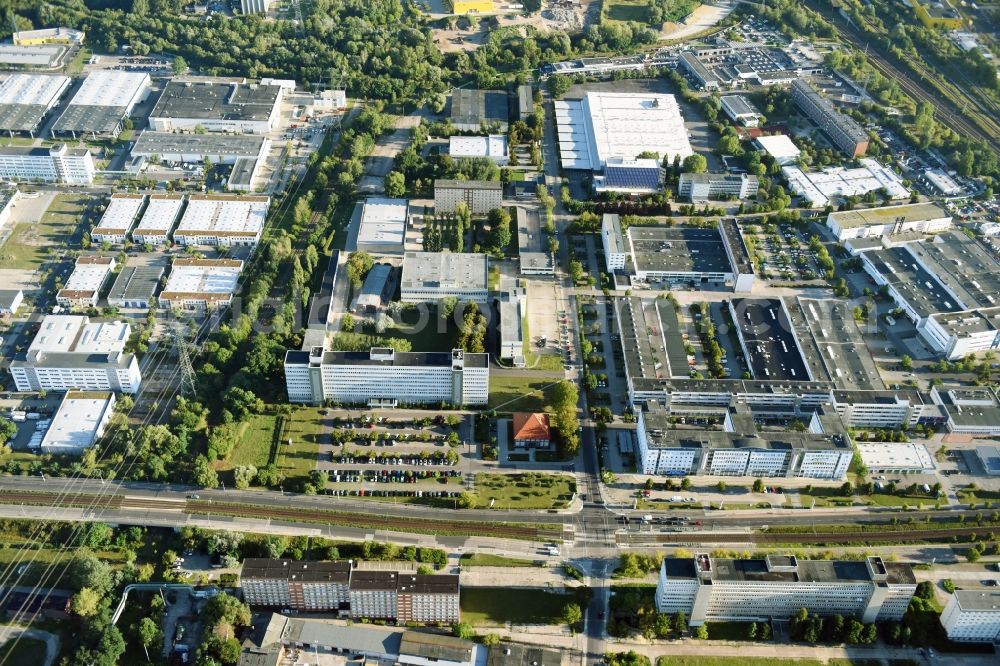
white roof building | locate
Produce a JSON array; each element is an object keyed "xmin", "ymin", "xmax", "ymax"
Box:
[
  {"xmin": 56, "ymin": 256, "xmax": 116, "ymax": 308},
  {"xmin": 554, "ymin": 92, "xmax": 693, "ymax": 171},
  {"xmin": 356, "ymin": 198, "xmax": 408, "ymax": 255},
  {"xmin": 173, "ymin": 194, "xmax": 268, "ymax": 247},
  {"xmin": 448, "ymin": 135, "xmax": 508, "ymax": 164},
  {"xmin": 856, "ymin": 441, "xmax": 935, "ymax": 474},
  {"xmin": 12, "ymin": 27, "xmax": 85, "ymax": 45},
  {"xmin": 158, "ymin": 258, "xmax": 243, "ymax": 310},
  {"xmin": 782, "ymin": 159, "xmax": 909, "ymax": 208},
  {"xmin": 38, "ymin": 391, "xmax": 115, "ymax": 455},
  {"xmin": 52, "ymin": 70, "xmax": 151, "ymax": 138},
  {"xmin": 0, "ymin": 74, "xmax": 71, "ymax": 134},
  {"xmin": 28, "ymin": 316, "xmax": 129, "ymax": 355},
  {"xmin": 132, "ymin": 194, "xmax": 184, "ymax": 244},
  {"xmin": 755, "ymin": 134, "xmax": 801, "ymax": 166},
  {"xmin": 91, "ymin": 193, "xmax": 145, "ymax": 244}
]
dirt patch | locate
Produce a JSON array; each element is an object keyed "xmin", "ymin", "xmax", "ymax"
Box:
[{"xmin": 432, "ymin": 2, "xmax": 600, "ymax": 53}]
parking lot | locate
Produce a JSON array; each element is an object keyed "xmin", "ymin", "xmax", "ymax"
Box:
[{"xmin": 743, "ymin": 221, "xmax": 824, "ymax": 282}]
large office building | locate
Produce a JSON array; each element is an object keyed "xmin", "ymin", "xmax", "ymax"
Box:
[
  {"xmin": 940, "ymin": 590, "xmax": 1000, "ymax": 643},
  {"xmin": 450, "ymin": 88, "xmax": 508, "ymax": 132},
  {"xmin": 355, "ymin": 197, "xmax": 408, "ymax": 255},
  {"xmin": 172, "ymin": 194, "xmax": 268, "ymax": 248},
  {"xmin": 554, "ymin": 92, "xmax": 693, "ymax": 173},
  {"xmin": 56, "ymin": 256, "xmax": 116, "ymax": 309},
  {"xmin": 931, "ymin": 387, "xmax": 1000, "ymax": 436},
  {"xmin": 791, "ymin": 79, "xmax": 869, "ymax": 157},
  {"xmin": 9, "ymin": 315, "xmax": 141, "ymax": 393},
  {"xmin": 656, "ymin": 554, "xmax": 916, "ymax": 625},
  {"xmin": 148, "ymin": 80, "xmax": 283, "ymax": 134},
  {"xmin": 826, "ymin": 203, "xmax": 951, "ymax": 242},
  {"xmin": 131, "ymin": 194, "xmax": 184, "ymax": 245},
  {"xmin": 91, "ymin": 193, "xmax": 145, "ymax": 245},
  {"xmin": 36, "ymin": 390, "xmax": 115, "ymax": 455},
  {"xmin": 0, "ymin": 144, "xmax": 95, "ymax": 185},
  {"xmin": 783, "ymin": 160, "xmax": 910, "ymax": 209},
  {"xmin": 52, "ymin": 70, "xmax": 151, "ymax": 139},
  {"xmin": 678, "ymin": 172, "xmax": 759, "ymax": 202},
  {"xmin": 284, "ymin": 347, "xmax": 489, "ymax": 407},
  {"xmin": 434, "ymin": 179, "xmax": 503, "ymax": 215},
  {"xmin": 919, "ymin": 308, "xmax": 1000, "ymax": 360},
  {"xmin": 158, "ymin": 258, "xmax": 243, "ymax": 311},
  {"xmin": 0, "ymin": 73, "xmax": 70, "ymax": 135},
  {"xmin": 635, "ymin": 399, "xmax": 853, "ymax": 479},
  {"xmin": 400, "ymin": 252, "xmax": 489, "ymax": 303}
]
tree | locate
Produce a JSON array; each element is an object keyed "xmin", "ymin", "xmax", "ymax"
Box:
[
  {"xmin": 69, "ymin": 551, "xmax": 115, "ymax": 594},
  {"xmin": 900, "ymin": 355, "xmax": 913, "ymax": 371},
  {"xmin": 194, "ymin": 455, "xmax": 219, "ymax": 488},
  {"xmin": 0, "ymin": 418, "xmax": 16, "ymax": 447},
  {"xmin": 72, "ymin": 587, "xmax": 102, "ymax": 617},
  {"xmin": 562, "ymin": 602, "xmax": 583, "ymax": 629},
  {"xmin": 345, "ymin": 251, "xmax": 375, "ymax": 289},
  {"xmin": 717, "ymin": 481, "xmax": 727, "ymax": 492},
  {"xmin": 694, "ymin": 624, "xmax": 709, "ymax": 639},
  {"xmin": 452, "ymin": 621, "xmax": 475, "ymax": 640},
  {"xmin": 233, "ymin": 465, "xmax": 257, "ymax": 490},
  {"xmin": 172, "ymin": 55, "xmax": 187, "ymax": 75},
  {"xmin": 547, "ymin": 74, "xmax": 572, "ymax": 98},
  {"xmin": 385, "ymin": 170, "xmax": 406, "ymax": 197},
  {"xmin": 138, "ymin": 616, "xmax": 163, "ymax": 654},
  {"xmin": 488, "ymin": 207, "xmax": 512, "ymax": 253},
  {"xmin": 752, "ymin": 478, "xmax": 765, "ymax": 493},
  {"xmin": 680, "ymin": 477, "xmax": 692, "ymax": 490},
  {"xmin": 682, "ymin": 154, "xmax": 708, "ymax": 173},
  {"xmin": 440, "ymin": 296, "xmax": 458, "ymax": 320}
]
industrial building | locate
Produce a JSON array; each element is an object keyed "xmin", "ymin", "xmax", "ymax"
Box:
[
  {"xmin": 977, "ymin": 445, "xmax": 1000, "ymax": 476},
  {"xmin": 0, "ymin": 45, "xmax": 65, "ymax": 69},
  {"xmin": 792, "ymin": 297, "xmax": 885, "ymax": 392},
  {"xmin": 36, "ymin": 391, "xmax": 115, "ymax": 456},
  {"xmin": 434, "ymin": 179, "xmax": 503, "ymax": 215},
  {"xmin": 172, "ymin": 194, "xmax": 269, "ymax": 248},
  {"xmin": 91, "ymin": 193, "xmax": 145, "ymax": 245},
  {"xmin": 449, "ymin": 88, "xmax": 508, "ymax": 132},
  {"xmin": 679, "ymin": 51, "xmax": 721, "ymax": 91},
  {"xmin": 791, "ymin": 79, "xmax": 869, "ymax": 157},
  {"xmin": 730, "ymin": 298, "xmax": 811, "ymax": 381},
  {"xmin": 12, "ymin": 27, "xmax": 85, "ymax": 45},
  {"xmin": 931, "ymin": 387, "xmax": 1000, "ymax": 436},
  {"xmin": 940, "ymin": 590, "xmax": 1000, "ymax": 643},
  {"xmin": 148, "ymin": 79, "xmax": 283, "ymax": 134},
  {"xmin": 656, "ymin": 554, "xmax": 916, "ymax": 625},
  {"xmin": 554, "ymin": 92, "xmax": 693, "ymax": 172},
  {"xmin": 106, "ymin": 262, "xmax": 164, "ymax": 309},
  {"xmin": 498, "ymin": 294, "xmax": 524, "ymax": 367},
  {"xmin": 9, "ymin": 315, "xmax": 141, "ymax": 394},
  {"xmin": 0, "ymin": 73, "xmax": 70, "ymax": 135},
  {"xmin": 782, "ymin": 159, "xmax": 909, "ymax": 209},
  {"xmin": 449, "ymin": 134, "xmax": 508, "ymax": 165},
  {"xmin": 678, "ymin": 172, "xmax": 759, "ymax": 202},
  {"xmin": 635, "ymin": 399, "xmax": 853, "ymax": 479},
  {"xmin": 826, "ymin": 202, "xmax": 951, "ymax": 241},
  {"xmin": 592, "ymin": 157, "xmax": 663, "ymax": 195},
  {"xmin": 56, "ymin": 256, "xmax": 116, "ymax": 309},
  {"xmin": 283, "ymin": 347, "xmax": 489, "ymax": 407},
  {"xmin": 52, "ymin": 70, "xmax": 151, "ymax": 139},
  {"xmin": 400, "ymin": 252, "xmax": 489, "ymax": 303},
  {"xmin": 355, "ymin": 197, "xmax": 408, "ymax": 255},
  {"xmin": 720, "ymin": 95, "xmax": 761, "ymax": 127},
  {"xmin": 131, "ymin": 193, "xmax": 184, "ymax": 245},
  {"xmin": 158, "ymin": 258, "xmax": 243, "ymax": 311},
  {"xmin": 0, "ymin": 144, "xmax": 95, "ymax": 185},
  {"xmin": 352, "ymin": 263, "xmax": 392, "ymax": 312},
  {"xmin": 855, "ymin": 441, "xmax": 935, "ymax": 474},
  {"xmin": 240, "ymin": 0, "xmax": 271, "ymax": 13},
  {"xmin": 0, "ymin": 289, "xmax": 23, "ymax": 316},
  {"xmin": 130, "ymin": 131, "xmax": 269, "ymax": 164},
  {"xmin": 754, "ymin": 134, "xmax": 801, "ymax": 165}
]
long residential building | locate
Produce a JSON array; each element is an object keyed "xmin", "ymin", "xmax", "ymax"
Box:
[
  {"xmin": 940, "ymin": 590, "xmax": 1000, "ymax": 643},
  {"xmin": 791, "ymin": 79, "xmax": 869, "ymax": 157},
  {"xmin": 434, "ymin": 179, "xmax": 503, "ymax": 215},
  {"xmin": 284, "ymin": 347, "xmax": 489, "ymax": 407},
  {"xmin": 0, "ymin": 144, "xmax": 95, "ymax": 184},
  {"xmin": 656, "ymin": 554, "xmax": 916, "ymax": 625},
  {"xmin": 9, "ymin": 315, "xmax": 141, "ymax": 393}
]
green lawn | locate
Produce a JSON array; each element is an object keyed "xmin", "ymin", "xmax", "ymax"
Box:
[
  {"xmin": 605, "ymin": 0, "xmax": 650, "ymax": 23},
  {"xmin": 487, "ymin": 375, "xmax": 561, "ymax": 412},
  {"xmin": 0, "ymin": 193, "xmax": 93, "ymax": 269},
  {"xmin": 385, "ymin": 305, "xmax": 460, "ymax": 352},
  {"xmin": 460, "ymin": 586, "xmax": 591, "ymax": 625},
  {"xmin": 458, "ymin": 553, "xmax": 540, "ymax": 567},
  {"xmin": 215, "ymin": 414, "xmax": 281, "ymax": 472},
  {"xmin": 474, "ymin": 472, "xmax": 575, "ymax": 509},
  {"xmin": 0, "ymin": 637, "xmax": 47, "ymax": 662},
  {"xmin": 277, "ymin": 407, "xmax": 324, "ymax": 479},
  {"xmin": 0, "ymin": 548, "xmax": 124, "ymax": 587}
]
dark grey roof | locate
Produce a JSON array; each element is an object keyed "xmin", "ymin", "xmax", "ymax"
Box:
[
  {"xmin": 435, "ymin": 179, "xmax": 503, "ymax": 190},
  {"xmin": 0, "ymin": 103, "xmax": 50, "ymax": 132},
  {"xmin": 107, "ymin": 265, "xmax": 164, "ymax": 303},
  {"xmin": 132, "ymin": 130, "xmax": 266, "ymax": 157},
  {"xmin": 397, "ymin": 574, "xmax": 459, "ymax": 595},
  {"xmin": 399, "ymin": 632, "xmax": 474, "ymax": 663},
  {"xmin": 52, "ymin": 105, "xmax": 128, "ymax": 135},
  {"xmin": 151, "ymin": 81, "xmax": 280, "ymax": 121},
  {"xmin": 450, "ymin": 88, "xmax": 508, "ymax": 126},
  {"xmin": 349, "ymin": 570, "xmax": 398, "ymax": 591}
]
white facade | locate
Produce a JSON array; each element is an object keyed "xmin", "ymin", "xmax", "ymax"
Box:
[
  {"xmin": 0, "ymin": 74, "xmax": 71, "ymax": 133},
  {"xmin": 148, "ymin": 80, "xmax": 282, "ymax": 134},
  {"xmin": 284, "ymin": 347, "xmax": 488, "ymax": 407},
  {"xmin": 132, "ymin": 194, "xmax": 184, "ymax": 245},
  {"xmin": 158, "ymin": 258, "xmax": 243, "ymax": 311},
  {"xmin": 940, "ymin": 591, "xmax": 1000, "ymax": 643},
  {"xmin": 449, "ymin": 135, "xmax": 508, "ymax": 165},
  {"xmin": 356, "ymin": 198, "xmax": 408, "ymax": 255},
  {"xmin": 826, "ymin": 203, "xmax": 952, "ymax": 242},
  {"xmin": 856, "ymin": 441, "xmax": 935, "ymax": 474},
  {"xmin": 601, "ymin": 214, "xmax": 627, "ymax": 272},
  {"xmin": 0, "ymin": 144, "xmax": 95, "ymax": 185},
  {"xmin": 0, "ymin": 289, "xmax": 24, "ymax": 316},
  {"xmin": 173, "ymin": 195, "xmax": 268, "ymax": 248},
  {"xmin": 783, "ymin": 159, "xmax": 909, "ymax": 209},
  {"xmin": 433, "ymin": 180, "xmax": 502, "ymax": 215},
  {"xmin": 918, "ymin": 308, "xmax": 1000, "ymax": 361},
  {"xmin": 38, "ymin": 391, "xmax": 115, "ymax": 455},
  {"xmin": 56, "ymin": 256, "xmax": 116, "ymax": 309},
  {"xmin": 91, "ymin": 193, "xmax": 145, "ymax": 245},
  {"xmin": 9, "ymin": 315, "xmax": 141, "ymax": 394}
]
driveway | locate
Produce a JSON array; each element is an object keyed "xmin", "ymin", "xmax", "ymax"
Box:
[{"xmin": 0, "ymin": 624, "xmax": 59, "ymax": 666}]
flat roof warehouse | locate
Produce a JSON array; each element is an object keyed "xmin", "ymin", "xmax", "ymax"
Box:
[
  {"xmin": 0, "ymin": 73, "xmax": 70, "ymax": 133},
  {"xmin": 629, "ymin": 226, "xmax": 731, "ymax": 276},
  {"xmin": 150, "ymin": 80, "xmax": 281, "ymax": 121}
]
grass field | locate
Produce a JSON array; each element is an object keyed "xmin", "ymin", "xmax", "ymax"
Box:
[
  {"xmin": 474, "ymin": 473, "xmax": 575, "ymax": 509},
  {"xmin": 458, "ymin": 553, "xmax": 540, "ymax": 567},
  {"xmin": 605, "ymin": 0, "xmax": 650, "ymax": 23},
  {"xmin": 0, "ymin": 637, "xmax": 47, "ymax": 662},
  {"xmin": 215, "ymin": 414, "xmax": 281, "ymax": 472},
  {"xmin": 521, "ymin": 314, "xmax": 565, "ymax": 372},
  {"xmin": 0, "ymin": 548, "xmax": 124, "ymax": 587},
  {"xmin": 278, "ymin": 407, "xmax": 323, "ymax": 479},
  {"xmin": 0, "ymin": 193, "xmax": 91, "ymax": 269},
  {"xmin": 385, "ymin": 305, "xmax": 460, "ymax": 353},
  {"xmin": 487, "ymin": 375, "xmax": 561, "ymax": 412},
  {"xmin": 460, "ymin": 586, "xmax": 591, "ymax": 625}
]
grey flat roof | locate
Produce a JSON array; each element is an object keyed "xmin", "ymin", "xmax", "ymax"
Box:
[
  {"xmin": 629, "ymin": 226, "xmax": 731, "ymax": 275},
  {"xmin": 791, "ymin": 297, "xmax": 883, "ymax": 391},
  {"xmin": 399, "ymin": 632, "xmax": 473, "ymax": 662},
  {"xmin": 828, "ymin": 202, "xmax": 947, "ymax": 229},
  {"xmin": 953, "ymin": 590, "xmax": 1000, "ymax": 612},
  {"xmin": 241, "ymin": 558, "xmax": 352, "ymax": 583},
  {"xmin": 151, "ymin": 81, "xmax": 280, "ymax": 121},
  {"xmin": 349, "ymin": 570, "xmax": 397, "ymax": 591},
  {"xmin": 732, "ymin": 298, "xmax": 810, "ymax": 381},
  {"xmin": 229, "ymin": 157, "xmax": 256, "ymax": 186},
  {"xmin": 435, "ymin": 179, "xmax": 503, "ymax": 191},
  {"xmin": 289, "ymin": 349, "xmax": 488, "ymax": 369},
  {"xmin": 396, "ymin": 573, "xmax": 460, "ymax": 595},
  {"xmin": 665, "ymin": 555, "xmax": 914, "ymax": 585},
  {"xmin": 450, "ymin": 88, "xmax": 508, "ymax": 126},
  {"xmin": 0, "ymin": 289, "xmax": 22, "ymax": 309},
  {"xmin": 865, "ymin": 246, "xmax": 960, "ymax": 318},
  {"xmin": 281, "ymin": 619, "xmax": 401, "ymax": 656},
  {"xmin": 487, "ymin": 643, "xmax": 562, "ymax": 666},
  {"xmin": 131, "ymin": 131, "xmax": 266, "ymax": 157},
  {"xmin": 11, "ymin": 350, "xmax": 136, "ymax": 370},
  {"xmin": 52, "ymin": 104, "xmax": 128, "ymax": 134},
  {"xmin": 905, "ymin": 231, "xmax": 1000, "ymax": 310},
  {"xmin": 930, "ymin": 307, "xmax": 1000, "ymax": 337},
  {"xmin": 721, "ymin": 94, "xmax": 758, "ymax": 116},
  {"xmin": 401, "ymin": 252, "xmax": 488, "ymax": 292},
  {"xmin": 719, "ymin": 218, "xmax": 754, "ymax": 275},
  {"xmin": 616, "ymin": 297, "xmax": 690, "ymax": 382},
  {"xmin": 107, "ymin": 265, "xmax": 164, "ymax": 302},
  {"xmin": 0, "ymin": 104, "xmax": 50, "ymax": 132}
]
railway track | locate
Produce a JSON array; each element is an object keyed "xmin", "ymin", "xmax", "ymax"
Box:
[
  {"xmin": 619, "ymin": 525, "xmax": 997, "ymax": 546},
  {"xmin": 0, "ymin": 491, "xmax": 124, "ymax": 510}
]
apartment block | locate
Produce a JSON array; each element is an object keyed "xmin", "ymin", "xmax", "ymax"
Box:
[
  {"xmin": 940, "ymin": 590, "xmax": 1000, "ymax": 643},
  {"xmin": 241, "ymin": 559, "xmax": 352, "ymax": 612},
  {"xmin": 791, "ymin": 79, "xmax": 869, "ymax": 157},
  {"xmin": 396, "ymin": 574, "xmax": 461, "ymax": 624},
  {"xmin": 348, "ymin": 571, "xmax": 399, "ymax": 620},
  {"xmin": 284, "ymin": 347, "xmax": 488, "ymax": 407},
  {"xmin": 656, "ymin": 554, "xmax": 916, "ymax": 625},
  {"xmin": 434, "ymin": 179, "xmax": 503, "ymax": 215}
]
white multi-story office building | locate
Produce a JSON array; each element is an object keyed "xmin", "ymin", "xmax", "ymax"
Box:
[
  {"xmin": 56, "ymin": 256, "xmax": 116, "ymax": 309},
  {"xmin": 678, "ymin": 172, "xmax": 759, "ymax": 202},
  {"xmin": 400, "ymin": 252, "xmax": 489, "ymax": 303},
  {"xmin": 284, "ymin": 347, "xmax": 488, "ymax": 407},
  {"xmin": 434, "ymin": 179, "xmax": 503, "ymax": 215},
  {"xmin": 918, "ymin": 308, "xmax": 1000, "ymax": 361},
  {"xmin": 9, "ymin": 315, "xmax": 141, "ymax": 393},
  {"xmin": 601, "ymin": 214, "xmax": 627, "ymax": 272},
  {"xmin": 940, "ymin": 590, "xmax": 1000, "ymax": 643},
  {"xmin": 0, "ymin": 144, "xmax": 95, "ymax": 184},
  {"xmin": 826, "ymin": 203, "xmax": 951, "ymax": 242},
  {"xmin": 91, "ymin": 193, "xmax": 145, "ymax": 245},
  {"xmin": 656, "ymin": 554, "xmax": 916, "ymax": 625}
]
